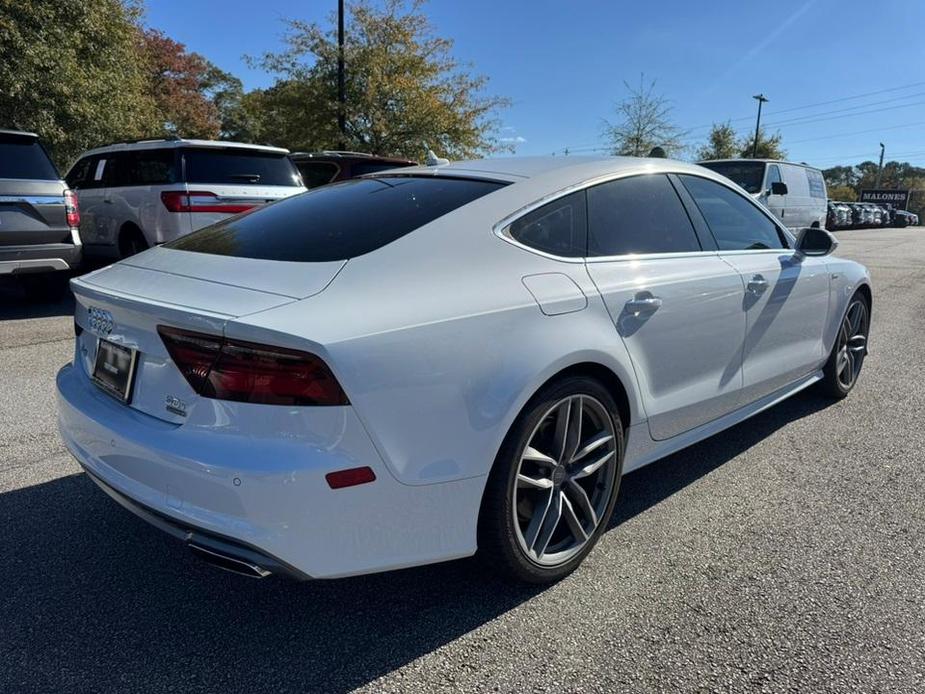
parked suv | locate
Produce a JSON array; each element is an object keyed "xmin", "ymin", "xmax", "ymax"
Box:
[
  {"xmin": 0, "ymin": 129, "xmax": 81, "ymax": 299},
  {"xmin": 290, "ymin": 151, "xmax": 416, "ymax": 189},
  {"xmin": 66, "ymin": 138, "xmax": 305, "ymax": 258}
]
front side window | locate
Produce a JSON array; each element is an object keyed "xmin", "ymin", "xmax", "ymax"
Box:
[
  {"xmin": 183, "ymin": 148, "xmax": 302, "ymax": 186},
  {"xmin": 587, "ymin": 174, "xmax": 701, "ymax": 257},
  {"xmin": 65, "ymin": 157, "xmax": 93, "ymax": 189},
  {"xmin": 168, "ymin": 176, "xmax": 505, "ymax": 262},
  {"xmin": 679, "ymin": 175, "xmax": 786, "ymax": 251},
  {"xmin": 508, "ymin": 190, "xmax": 587, "ymax": 258},
  {"xmin": 766, "ymin": 165, "xmax": 782, "ymax": 188}
]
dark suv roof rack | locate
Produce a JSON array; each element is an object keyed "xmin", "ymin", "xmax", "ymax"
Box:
[{"xmin": 101, "ymin": 134, "xmax": 184, "ymax": 147}]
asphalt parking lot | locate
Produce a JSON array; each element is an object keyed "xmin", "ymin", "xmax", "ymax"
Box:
[{"xmin": 1, "ymin": 228, "xmax": 924, "ymax": 693}]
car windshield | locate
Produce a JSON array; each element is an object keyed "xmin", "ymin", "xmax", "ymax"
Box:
[
  {"xmin": 0, "ymin": 133, "xmax": 59, "ymax": 180},
  {"xmin": 167, "ymin": 175, "xmax": 506, "ymax": 262},
  {"xmin": 698, "ymin": 161, "xmax": 766, "ymax": 194},
  {"xmin": 182, "ymin": 147, "xmax": 302, "ymax": 186}
]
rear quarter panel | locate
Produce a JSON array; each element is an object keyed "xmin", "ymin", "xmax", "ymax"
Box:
[{"xmin": 230, "ymin": 186, "xmax": 645, "ymax": 487}]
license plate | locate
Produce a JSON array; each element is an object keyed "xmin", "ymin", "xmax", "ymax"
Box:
[{"xmin": 92, "ymin": 339, "xmax": 139, "ymax": 403}]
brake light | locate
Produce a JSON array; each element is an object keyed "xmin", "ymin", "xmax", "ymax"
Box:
[
  {"xmin": 157, "ymin": 326, "xmax": 348, "ymax": 406},
  {"xmin": 160, "ymin": 191, "xmax": 257, "ymax": 214},
  {"xmin": 64, "ymin": 189, "xmax": 80, "ymax": 228}
]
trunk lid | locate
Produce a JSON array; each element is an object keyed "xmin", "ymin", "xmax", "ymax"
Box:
[{"xmin": 71, "ymin": 248, "xmax": 345, "ymax": 423}]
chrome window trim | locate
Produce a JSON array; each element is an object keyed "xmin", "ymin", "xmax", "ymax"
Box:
[{"xmin": 493, "ymin": 168, "xmax": 793, "ymax": 263}]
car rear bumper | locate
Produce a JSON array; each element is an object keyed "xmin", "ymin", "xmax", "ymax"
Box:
[
  {"xmin": 56, "ymin": 361, "xmax": 483, "ymax": 579},
  {"xmin": 0, "ymin": 242, "xmax": 81, "ymax": 274}
]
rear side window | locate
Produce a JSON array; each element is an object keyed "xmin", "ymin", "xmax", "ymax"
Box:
[
  {"xmin": 806, "ymin": 169, "xmax": 826, "ymax": 199},
  {"xmin": 108, "ymin": 149, "xmax": 178, "ymax": 186},
  {"xmin": 508, "ymin": 190, "xmax": 587, "ymax": 257},
  {"xmin": 183, "ymin": 148, "xmax": 301, "ymax": 186},
  {"xmin": 168, "ymin": 176, "xmax": 505, "ymax": 262},
  {"xmin": 587, "ymin": 174, "xmax": 701, "ymax": 256},
  {"xmin": 296, "ymin": 161, "xmax": 339, "ymax": 188},
  {"xmin": 0, "ymin": 133, "xmax": 59, "ymax": 180},
  {"xmin": 679, "ymin": 175, "xmax": 786, "ymax": 251}
]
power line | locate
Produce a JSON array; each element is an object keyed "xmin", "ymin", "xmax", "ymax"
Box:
[
  {"xmin": 684, "ymin": 80, "xmax": 925, "ymax": 134},
  {"xmin": 787, "ymin": 121, "xmax": 925, "ymax": 145},
  {"xmin": 762, "ymin": 91, "xmax": 925, "ymax": 128},
  {"xmin": 763, "ymin": 99, "xmax": 925, "ymax": 130}
]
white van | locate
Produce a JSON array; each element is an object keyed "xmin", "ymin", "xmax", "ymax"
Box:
[
  {"xmin": 697, "ymin": 159, "xmax": 827, "ymax": 232},
  {"xmin": 65, "ymin": 138, "xmax": 305, "ymax": 258}
]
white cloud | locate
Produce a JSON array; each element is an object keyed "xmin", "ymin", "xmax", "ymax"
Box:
[{"xmin": 500, "ymin": 135, "xmax": 527, "ymax": 144}]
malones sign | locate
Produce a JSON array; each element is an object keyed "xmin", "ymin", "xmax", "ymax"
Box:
[{"xmin": 859, "ymin": 189, "xmax": 910, "ymax": 208}]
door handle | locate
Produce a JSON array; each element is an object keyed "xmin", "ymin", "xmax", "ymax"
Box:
[
  {"xmin": 625, "ymin": 295, "xmax": 663, "ymax": 315},
  {"xmin": 746, "ymin": 274, "xmax": 769, "ymax": 295},
  {"xmin": 103, "ymin": 198, "xmax": 113, "ymax": 204}
]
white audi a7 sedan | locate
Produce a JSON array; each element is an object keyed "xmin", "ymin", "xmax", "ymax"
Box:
[{"xmin": 57, "ymin": 156, "xmax": 872, "ymax": 583}]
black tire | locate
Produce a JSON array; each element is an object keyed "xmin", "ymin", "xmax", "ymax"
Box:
[
  {"xmin": 119, "ymin": 227, "xmax": 149, "ymax": 258},
  {"xmin": 819, "ymin": 291, "xmax": 870, "ymax": 399},
  {"xmin": 478, "ymin": 376, "xmax": 625, "ymax": 584},
  {"xmin": 18, "ymin": 272, "xmax": 70, "ymax": 302}
]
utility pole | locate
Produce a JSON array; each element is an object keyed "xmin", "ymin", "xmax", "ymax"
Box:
[
  {"xmin": 875, "ymin": 142, "xmax": 885, "ymax": 188},
  {"xmin": 751, "ymin": 94, "xmax": 768, "ymax": 158},
  {"xmin": 337, "ymin": 0, "xmax": 346, "ymax": 149}
]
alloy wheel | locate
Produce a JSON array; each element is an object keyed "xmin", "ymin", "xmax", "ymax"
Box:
[
  {"xmin": 512, "ymin": 394, "xmax": 618, "ymax": 567},
  {"xmin": 835, "ymin": 298, "xmax": 869, "ymax": 390}
]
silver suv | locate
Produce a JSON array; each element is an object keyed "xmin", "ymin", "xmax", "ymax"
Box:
[
  {"xmin": 65, "ymin": 138, "xmax": 305, "ymax": 258},
  {"xmin": 0, "ymin": 129, "xmax": 81, "ymax": 299}
]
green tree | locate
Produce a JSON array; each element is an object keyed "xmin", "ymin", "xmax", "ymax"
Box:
[
  {"xmin": 696, "ymin": 121, "xmax": 739, "ymax": 160},
  {"xmin": 740, "ymin": 127, "xmax": 785, "ymax": 159},
  {"xmin": 0, "ymin": 0, "xmax": 158, "ymax": 168},
  {"xmin": 249, "ymin": 0, "xmax": 510, "ymax": 158},
  {"xmin": 826, "ymin": 184, "xmax": 856, "ymax": 202},
  {"xmin": 603, "ymin": 75, "xmax": 685, "ymax": 157}
]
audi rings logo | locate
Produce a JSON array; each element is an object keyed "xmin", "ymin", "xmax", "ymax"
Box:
[{"xmin": 88, "ymin": 307, "xmax": 114, "ymax": 336}]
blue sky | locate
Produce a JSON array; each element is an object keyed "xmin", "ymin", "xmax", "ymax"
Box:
[{"xmin": 145, "ymin": 0, "xmax": 925, "ymax": 167}]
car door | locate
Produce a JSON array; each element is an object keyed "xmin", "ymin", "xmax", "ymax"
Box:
[
  {"xmin": 678, "ymin": 174, "xmax": 830, "ymax": 405},
  {"xmin": 584, "ymin": 173, "xmax": 747, "ymax": 441}
]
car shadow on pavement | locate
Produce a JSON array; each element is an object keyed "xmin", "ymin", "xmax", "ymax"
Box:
[
  {"xmin": 0, "ymin": 390, "xmax": 834, "ymax": 694},
  {"xmin": 0, "ymin": 276, "xmax": 75, "ymax": 320}
]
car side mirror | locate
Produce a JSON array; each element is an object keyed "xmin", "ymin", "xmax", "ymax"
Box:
[
  {"xmin": 795, "ymin": 227, "xmax": 837, "ymax": 257},
  {"xmin": 770, "ymin": 181, "xmax": 788, "ymax": 196}
]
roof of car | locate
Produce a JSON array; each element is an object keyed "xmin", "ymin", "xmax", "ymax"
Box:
[
  {"xmin": 81, "ymin": 138, "xmax": 290, "ymax": 156},
  {"xmin": 290, "ymin": 150, "xmax": 416, "ymax": 164},
  {"xmin": 386, "ymin": 155, "xmax": 718, "ymax": 184},
  {"xmin": 0, "ymin": 128, "xmax": 38, "ymax": 138}
]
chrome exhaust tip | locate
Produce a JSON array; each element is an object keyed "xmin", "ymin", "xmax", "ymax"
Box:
[{"xmin": 188, "ymin": 543, "xmax": 272, "ymax": 579}]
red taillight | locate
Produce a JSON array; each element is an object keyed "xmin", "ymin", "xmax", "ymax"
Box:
[
  {"xmin": 325, "ymin": 466, "xmax": 376, "ymax": 489},
  {"xmin": 157, "ymin": 326, "xmax": 348, "ymax": 406},
  {"xmin": 64, "ymin": 189, "xmax": 80, "ymax": 228},
  {"xmin": 160, "ymin": 190, "xmax": 257, "ymax": 214}
]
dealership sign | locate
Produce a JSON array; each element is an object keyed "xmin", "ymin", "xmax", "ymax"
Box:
[{"xmin": 859, "ymin": 189, "xmax": 910, "ymax": 208}]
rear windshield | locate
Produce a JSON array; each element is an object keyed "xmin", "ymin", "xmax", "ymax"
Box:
[
  {"xmin": 182, "ymin": 148, "xmax": 301, "ymax": 187},
  {"xmin": 0, "ymin": 134, "xmax": 59, "ymax": 180},
  {"xmin": 698, "ymin": 161, "xmax": 766, "ymax": 194},
  {"xmin": 168, "ymin": 176, "xmax": 506, "ymax": 262}
]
